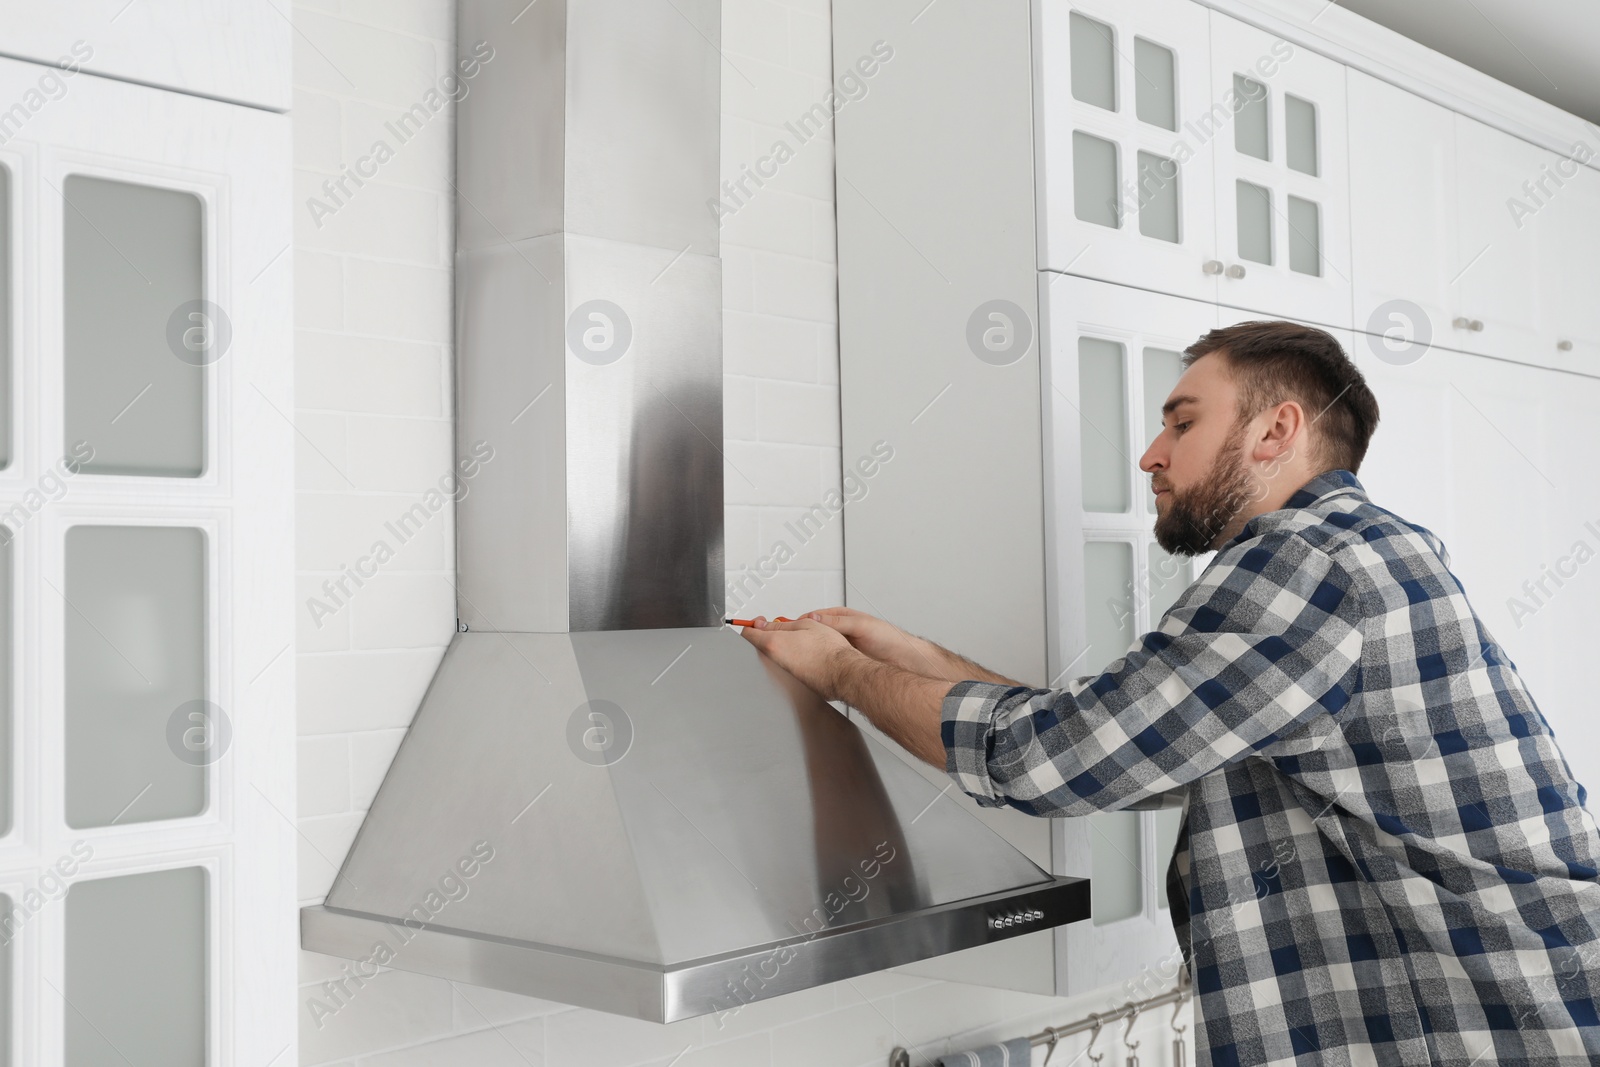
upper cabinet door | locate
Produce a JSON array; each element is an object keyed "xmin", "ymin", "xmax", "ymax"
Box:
[
  {"xmin": 1207, "ymin": 11, "xmax": 1352, "ymax": 329},
  {"xmin": 1035, "ymin": 0, "xmax": 1218, "ymax": 303},
  {"xmin": 1452, "ymin": 116, "xmax": 1551, "ymax": 361},
  {"xmin": 1534, "ymin": 147, "xmax": 1600, "ymax": 375},
  {"xmin": 1348, "ymin": 70, "xmax": 1458, "ymax": 357},
  {"xmin": 1349, "ymin": 79, "xmax": 1599, "ymax": 376}
]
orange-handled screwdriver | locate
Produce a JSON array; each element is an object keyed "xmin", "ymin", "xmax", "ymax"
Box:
[{"xmin": 725, "ymin": 616, "xmax": 799, "ymax": 627}]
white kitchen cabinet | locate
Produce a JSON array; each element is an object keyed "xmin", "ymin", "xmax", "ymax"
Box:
[
  {"xmin": 0, "ymin": 0, "xmax": 291, "ymax": 112},
  {"xmin": 834, "ymin": 0, "xmax": 1062, "ymax": 997},
  {"xmin": 1534, "ymin": 153, "xmax": 1600, "ymax": 372},
  {"xmin": 1452, "ymin": 116, "xmax": 1552, "ymax": 361},
  {"xmin": 1449, "ymin": 116, "xmax": 1600, "ymax": 374},
  {"xmin": 1038, "ymin": 3, "xmax": 1353, "ymax": 329},
  {"xmin": 1351, "ymin": 80, "xmax": 1599, "ymax": 374},
  {"xmin": 1035, "ymin": 0, "xmax": 1219, "ymax": 303},
  {"xmin": 1207, "ymin": 10, "xmax": 1352, "ymax": 328},
  {"xmin": 1517, "ymin": 364, "xmax": 1600, "ymax": 797},
  {"xmin": 1042, "ymin": 275, "xmax": 1218, "ymax": 993},
  {"xmin": 1349, "ymin": 339, "xmax": 1600, "ymax": 799},
  {"xmin": 836, "ymin": 0, "xmax": 1600, "ymax": 1004},
  {"xmin": 0, "ymin": 54, "xmax": 295, "ymax": 1064},
  {"xmin": 1348, "ymin": 69, "xmax": 1458, "ymax": 352}
]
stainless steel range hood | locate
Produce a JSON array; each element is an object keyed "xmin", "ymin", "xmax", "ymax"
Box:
[{"xmin": 298, "ymin": 0, "xmax": 1088, "ymax": 1023}]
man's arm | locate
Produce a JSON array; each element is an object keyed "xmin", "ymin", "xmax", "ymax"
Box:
[
  {"xmin": 903, "ymin": 637, "xmax": 1020, "ymax": 687},
  {"xmin": 736, "ymin": 617, "xmax": 978, "ymax": 766},
  {"xmin": 742, "ymin": 530, "xmax": 1366, "ymax": 817},
  {"xmin": 831, "ymin": 655, "xmax": 961, "ymax": 767},
  {"xmin": 797, "ymin": 606, "xmax": 1024, "ymax": 686},
  {"xmin": 944, "ymin": 531, "xmax": 1366, "ymax": 816}
]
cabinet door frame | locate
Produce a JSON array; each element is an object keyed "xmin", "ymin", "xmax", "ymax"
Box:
[
  {"xmin": 1347, "ymin": 68, "xmax": 1459, "ymax": 356},
  {"xmin": 0, "ymin": 2, "xmax": 290, "ymax": 112},
  {"xmin": 1451, "ymin": 114, "xmax": 1553, "ymax": 363},
  {"xmin": 1034, "ymin": 0, "xmax": 1220, "ymax": 304},
  {"xmin": 1041, "ymin": 273, "xmax": 1217, "ymax": 995},
  {"xmin": 0, "ymin": 56, "xmax": 294, "ymax": 1065},
  {"xmin": 1207, "ymin": 10, "xmax": 1353, "ymax": 330}
]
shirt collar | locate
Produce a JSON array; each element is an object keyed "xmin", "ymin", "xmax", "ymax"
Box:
[
  {"xmin": 1285, "ymin": 468, "xmax": 1365, "ymax": 509},
  {"xmin": 1220, "ymin": 469, "xmax": 1366, "ymax": 552}
]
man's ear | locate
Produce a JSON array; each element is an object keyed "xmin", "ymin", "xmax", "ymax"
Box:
[{"xmin": 1252, "ymin": 401, "xmax": 1305, "ymax": 461}]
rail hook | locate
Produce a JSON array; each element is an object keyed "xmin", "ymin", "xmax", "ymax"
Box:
[
  {"xmin": 1085, "ymin": 1012, "xmax": 1106, "ymax": 1066},
  {"xmin": 1121, "ymin": 1004, "xmax": 1142, "ymax": 1067},
  {"xmin": 1041, "ymin": 1025, "xmax": 1061, "ymax": 1066},
  {"xmin": 1170, "ymin": 993, "xmax": 1190, "ymax": 1067}
]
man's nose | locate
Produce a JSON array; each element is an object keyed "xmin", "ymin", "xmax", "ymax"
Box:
[{"xmin": 1139, "ymin": 436, "xmax": 1165, "ymax": 474}]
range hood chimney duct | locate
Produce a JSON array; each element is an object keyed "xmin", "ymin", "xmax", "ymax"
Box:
[{"xmin": 298, "ymin": 0, "xmax": 1088, "ymax": 1023}]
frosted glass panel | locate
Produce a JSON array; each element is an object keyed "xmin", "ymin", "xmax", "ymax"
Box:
[
  {"xmin": 1286, "ymin": 95, "xmax": 1319, "ymax": 175},
  {"xmin": 1233, "ymin": 75, "xmax": 1270, "ymax": 160},
  {"xmin": 65, "ymin": 526, "xmax": 206, "ymax": 828},
  {"xmin": 1141, "ymin": 346, "xmax": 1183, "ymax": 452},
  {"xmin": 0, "ymin": 165, "xmax": 9, "ymax": 470},
  {"xmin": 1153, "ymin": 806, "xmax": 1185, "ymax": 910},
  {"xmin": 1147, "ymin": 542, "xmax": 1191, "ymax": 625},
  {"xmin": 1236, "ymin": 180, "xmax": 1273, "ymax": 265},
  {"xmin": 1077, "ymin": 337, "xmax": 1128, "ymax": 512},
  {"xmin": 1288, "ymin": 195, "xmax": 1321, "ymax": 276},
  {"xmin": 1090, "ymin": 810, "xmax": 1142, "ymax": 925},
  {"xmin": 1072, "ymin": 131, "xmax": 1121, "ymax": 229},
  {"xmin": 1083, "ymin": 541, "xmax": 1135, "ymax": 673},
  {"xmin": 1136, "ymin": 152, "xmax": 1179, "ymax": 243},
  {"xmin": 1134, "ymin": 38, "xmax": 1176, "ymax": 131},
  {"xmin": 1069, "ymin": 12, "xmax": 1116, "ymax": 111},
  {"xmin": 66, "ymin": 868, "xmax": 206, "ymax": 1067},
  {"xmin": 64, "ymin": 175, "xmax": 205, "ymax": 477}
]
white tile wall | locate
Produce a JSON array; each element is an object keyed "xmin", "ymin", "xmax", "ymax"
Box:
[{"xmin": 290, "ymin": 2, "xmax": 1191, "ymax": 1064}]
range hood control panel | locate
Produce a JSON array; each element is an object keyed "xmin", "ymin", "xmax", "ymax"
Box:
[{"xmin": 987, "ymin": 907, "xmax": 1047, "ymax": 931}]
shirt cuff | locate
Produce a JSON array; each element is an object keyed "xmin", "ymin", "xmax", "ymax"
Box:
[{"xmin": 941, "ymin": 679, "xmax": 1032, "ymax": 807}]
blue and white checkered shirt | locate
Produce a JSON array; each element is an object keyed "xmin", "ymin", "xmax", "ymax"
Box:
[{"xmin": 943, "ymin": 469, "xmax": 1600, "ymax": 1066}]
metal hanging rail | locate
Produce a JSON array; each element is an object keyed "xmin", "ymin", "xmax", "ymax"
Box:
[{"xmin": 888, "ymin": 971, "xmax": 1191, "ymax": 1067}]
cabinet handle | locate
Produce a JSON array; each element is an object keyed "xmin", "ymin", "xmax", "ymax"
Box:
[
  {"xmin": 1451, "ymin": 317, "xmax": 1484, "ymax": 332},
  {"xmin": 1225, "ymin": 264, "xmax": 1246, "ymax": 279},
  {"xmin": 1557, "ymin": 339, "xmax": 1574, "ymax": 351},
  {"xmin": 1202, "ymin": 260, "xmax": 1224, "ymax": 275}
]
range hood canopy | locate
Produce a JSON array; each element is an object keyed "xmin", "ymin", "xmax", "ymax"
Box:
[{"xmin": 298, "ymin": 0, "xmax": 1088, "ymax": 1023}]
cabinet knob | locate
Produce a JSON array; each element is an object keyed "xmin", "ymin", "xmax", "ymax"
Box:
[
  {"xmin": 1202, "ymin": 260, "xmax": 1224, "ymax": 275},
  {"xmin": 1557, "ymin": 339, "xmax": 1574, "ymax": 351},
  {"xmin": 1452, "ymin": 317, "xmax": 1484, "ymax": 332},
  {"xmin": 1225, "ymin": 264, "xmax": 1246, "ymax": 279}
]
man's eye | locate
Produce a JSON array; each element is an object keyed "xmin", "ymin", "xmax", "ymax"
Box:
[{"xmin": 1175, "ymin": 422, "xmax": 1191, "ymax": 434}]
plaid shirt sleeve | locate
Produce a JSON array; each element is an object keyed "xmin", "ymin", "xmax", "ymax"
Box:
[{"xmin": 942, "ymin": 529, "xmax": 1365, "ymax": 816}]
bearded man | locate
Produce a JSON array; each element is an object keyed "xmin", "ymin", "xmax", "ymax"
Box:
[{"xmin": 741, "ymin": 320, "xmax": 1600, "ymax": 1067}]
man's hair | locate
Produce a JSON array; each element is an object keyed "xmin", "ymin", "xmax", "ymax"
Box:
[{"xmin": 1182, "ymin": 320, "xmax": 1380, "ymax": 473}]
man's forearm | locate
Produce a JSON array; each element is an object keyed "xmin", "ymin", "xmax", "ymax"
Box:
[
  {"xmin": 911, "ymin": 635, "xmax": 1022, "ymax": 686},
  {"xmin": 832, "ymin": 653, "xmax": 953, "ymax": 768}
]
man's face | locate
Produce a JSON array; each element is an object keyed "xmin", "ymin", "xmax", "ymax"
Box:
[{"xmin": 1139, "ymin": 355, "xmax": 1255, "ymax": 556}]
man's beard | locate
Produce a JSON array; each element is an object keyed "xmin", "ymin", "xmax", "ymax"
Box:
[{"xmin": 1153, "ymin": 424, "xmax": 1257, "ymax": 556}]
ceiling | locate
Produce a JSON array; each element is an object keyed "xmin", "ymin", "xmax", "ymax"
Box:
[{"xmin": 1340, "ymin": 0, "xmax": 1600, "ymax": 126}]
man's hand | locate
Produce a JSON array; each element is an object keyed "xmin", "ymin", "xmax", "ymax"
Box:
[
  {"xmin": 738, "ymin": 614, "xmax": 954, "ymax": 767},
  {"xmin": 797, "ymin": 606, "xmax": 1023, "ymax": 686},
  {"xmin": 794, "ymin": 606, "xmax": 937, "ymax": 675},
  {"xmin": 737, "ymin": 616, "xmax": 864, "ymax": 701}
]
